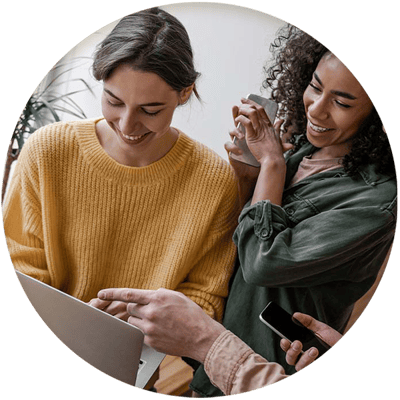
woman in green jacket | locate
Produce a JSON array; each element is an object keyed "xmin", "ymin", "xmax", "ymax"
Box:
[{"xmin": 187, "ymin": 25, "xmax": 396, "ymax": 396}]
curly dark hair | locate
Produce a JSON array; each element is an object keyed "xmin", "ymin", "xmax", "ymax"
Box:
[{"xmin": 263, "ymin": 24, "xmax": 395, "ymax": 177}]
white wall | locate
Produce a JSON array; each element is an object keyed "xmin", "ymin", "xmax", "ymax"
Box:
[{"xmin": 58, "ymin": 3, "xmax": 284, "ymax": 160}]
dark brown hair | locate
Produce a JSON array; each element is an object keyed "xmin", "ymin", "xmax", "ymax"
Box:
[{"xmin": 92, "ymin": 7, "xmax": 200, "ymax": 99}]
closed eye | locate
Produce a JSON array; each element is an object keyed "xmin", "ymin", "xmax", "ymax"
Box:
[
  {"xmin": 309, "ymin": 82, "xmax": 321, "ymax": 92},
  {"xmin": 106, "ymin": 99, "xmax": 124, "ymax": 107},
  {"xmin": 335, "ymin": 100, "xmax": 351, "ymax": 109},
  {"xmin": 309, "ymin": 82, "xmax": 351, "ymax": 108},
  {"xmin": 142, "ymin": 108, "xmax": 162, "ymax": 116}
]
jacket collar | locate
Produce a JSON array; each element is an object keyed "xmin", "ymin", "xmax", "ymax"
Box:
[{"xmin": 285, "ymin": 143, "xmax": 395, "ymax": 187}]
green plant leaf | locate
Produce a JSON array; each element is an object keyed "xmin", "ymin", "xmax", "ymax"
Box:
[{"xmin": 8, "ymin": 55, "xmax": 95, "ymax": 168}]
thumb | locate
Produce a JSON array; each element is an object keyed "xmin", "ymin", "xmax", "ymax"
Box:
[{"xmin": 292, "ymin": 312, "xmax": 317, "ymax": 330}]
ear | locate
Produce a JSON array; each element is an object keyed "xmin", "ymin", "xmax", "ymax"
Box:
[{"xmin": 179, "ymin": 83, "xmax": 195, "ymax": 105}]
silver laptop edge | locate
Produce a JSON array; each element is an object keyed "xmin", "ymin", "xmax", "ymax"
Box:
[{"xmin": 16, "ymin": 271, "xmax": 165, "ymax": 388}]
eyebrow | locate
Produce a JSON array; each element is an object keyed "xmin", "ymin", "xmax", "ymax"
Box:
[
  {"xmin": 313, "ymin": 72, "xmax": 357, "ymax": 100},
  {"xmin": 103, "ymin": 88, "xmax": 166, "ymax": 106}
]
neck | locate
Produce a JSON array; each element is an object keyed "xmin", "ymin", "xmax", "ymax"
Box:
[{"xmin": 312, "ymin": 145, "xmax": 349, "ymax": 160}]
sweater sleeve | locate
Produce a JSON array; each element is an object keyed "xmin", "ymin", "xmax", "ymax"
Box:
[
  {"xmin": 175, "ymin": 171, "xmax": 240, "ymax": 321},
  {"xmin": 3, "ymin": 137, "xmax": 50, "ymax": 284},
  {"xmin": 233, "ymin": 197, "xmax": 396, "ymax": 288},
  {"xmin": 204, "ymin": 330, "xmax": 287, "ymax": 395}
]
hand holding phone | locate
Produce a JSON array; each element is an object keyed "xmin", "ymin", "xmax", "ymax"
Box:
[
  {"xmin": 230, "ymin": 94, "xmax": 278, "ymax": 167},
  {"xmin": 259, "ymin": 301, "xmax": 331, "ymax": 358}
]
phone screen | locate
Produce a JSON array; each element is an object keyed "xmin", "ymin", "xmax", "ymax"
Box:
[{"xmin": 260, "ymin": 302, "xmax": 331, "ymax": 355}]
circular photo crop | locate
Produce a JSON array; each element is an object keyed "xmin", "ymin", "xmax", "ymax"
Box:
[{"xmin": 1, "ymin": 2, "xmax": 397, "ymax": 399}]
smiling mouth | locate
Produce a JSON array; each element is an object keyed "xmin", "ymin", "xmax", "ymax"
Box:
[
  {"xmin": 308, "ymin": 121, "xmax": 332, "ymax": 133},
  {"xmin": 121, "ymin": 132, "xmax": 150, "ymax": 141}
]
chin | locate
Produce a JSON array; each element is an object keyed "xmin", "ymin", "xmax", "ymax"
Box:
[{"xmin": 306, "ymin": 133, "xmax": 321, "ymax": 147}]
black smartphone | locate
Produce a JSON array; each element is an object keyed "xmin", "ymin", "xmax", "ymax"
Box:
[
  {"xmin": 231, "ymin": 94, "xmax": 278, "ymax": 167},
  {"xmin": 259, "ymin": 301, "xmax": 331, "ymax": 357}
]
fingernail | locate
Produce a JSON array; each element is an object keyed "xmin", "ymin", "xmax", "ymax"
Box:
[
  {"xmin": 309, "ymin": 348, "xmax": 318, "ymax": 357},
  {"xmin": 292, "ymin": 342, "xmax": 301, "ymax": 351},
  {"xmin": 98, "ymin": 291, "xmax": 105, "ymax": 299}
]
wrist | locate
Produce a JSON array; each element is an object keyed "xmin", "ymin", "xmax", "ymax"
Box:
[
  {"xmin": 191, "ymin": 320, "xmax": 226, "ymax": 364},
  {"xmin": 259, "ymin": 156, "xmax": 286, "ymax": 172},
  {"xmin": 251, "ymin": 156, "xmax": 286, "ymax": 206}
]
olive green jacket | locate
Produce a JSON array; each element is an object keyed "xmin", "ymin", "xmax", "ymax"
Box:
[{"xmin": 191, "ymin": 143, "xmax": 396, "ymax": 396}]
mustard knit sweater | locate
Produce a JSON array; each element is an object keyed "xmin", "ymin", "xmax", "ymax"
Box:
[{"xmin": 3, "ymin": 118, "xmax": 239, "ymax": 320}]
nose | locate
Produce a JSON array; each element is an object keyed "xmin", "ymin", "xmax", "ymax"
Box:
[
  {"xmin": 119, "ymin": 110, "xmax": 142, "ymax": 135},
  {"xmin": 307, "ymin": 95, "xmax": 329, "ymax": 121}
]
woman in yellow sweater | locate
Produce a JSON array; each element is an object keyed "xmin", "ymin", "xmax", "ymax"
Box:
[{"xmin": 3, "ymin": 7, "xmax": 239, "ymax": 321}]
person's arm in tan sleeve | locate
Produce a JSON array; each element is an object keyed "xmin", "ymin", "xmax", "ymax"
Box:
[
  {"xmin": 96, "ymin": 289, "xmax": 342, "ymax": 395},
  {"xmin": 204, "ymin": 330, "xmax": 288, "ymax": 395}
]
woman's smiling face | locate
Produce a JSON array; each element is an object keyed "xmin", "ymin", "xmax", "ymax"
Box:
[
  {"xmin": 303, "ymin": 52, "xmax": 374, "ymax": 158},
  {"xmin": 100, "ymin": 64, "xmax": 190, "ymax": 166}
]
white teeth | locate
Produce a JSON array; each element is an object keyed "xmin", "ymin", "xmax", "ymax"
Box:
[
  {"xmin": 309, "ymin": 121, "xmax": 331, "ymax": 133},
  {"xmin": 122, "ymin": 133, "xmax": 145, "ymax": 141}
]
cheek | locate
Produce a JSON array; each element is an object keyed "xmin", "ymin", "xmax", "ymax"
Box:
[
  {"xmin": 153, "ymin": 109, "xmax": 176, "ymax": 131},
  {"xmin": 336, "ymin": 109, "xmax": 371, "ymax": 135},
  {"xmin": 101, "ymin": 98, "xmax": 115, "ymax": 121},
  {"xmin": 302, "ymin": 88, "xmax": 313, "ymax": 111}
]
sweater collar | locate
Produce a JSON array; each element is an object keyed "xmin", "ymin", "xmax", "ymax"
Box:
[{"xmin": 75, "ymin": 118, "xmax": 194, "ymax": 186}]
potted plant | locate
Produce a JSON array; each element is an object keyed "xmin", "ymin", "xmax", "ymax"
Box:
[{"xmin": 2, "ymin": 57, "xmax": 95, "ymax": 202}]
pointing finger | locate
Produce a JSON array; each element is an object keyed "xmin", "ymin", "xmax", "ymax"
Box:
[{"xmin": 98, "ymin": 288, "xmax": 153, "ymax": 305}]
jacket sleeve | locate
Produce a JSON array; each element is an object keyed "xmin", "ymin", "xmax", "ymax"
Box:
[
  {"xmin": 233, "ymin": 198, "xmax": 396, "ymax": 288},
  {"xmin": 3, "ymin": 137, "xmax": 50, "ymax": 284},
  {"xmin": 204, "ymin": 330, "xmax": 287, "ymax": 395},
  {"xmin": 175, "ymin": 174, "xmax": 240, "ymax": 322}
]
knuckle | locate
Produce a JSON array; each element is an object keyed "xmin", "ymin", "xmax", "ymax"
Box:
[
  {"xmin": 145, "ymin": 323, "xmax": 157, "ymax": 337},
  {"xmin": 121, "ymin": 289, "xmax": 133, "ymax": 302},
  {"xmin": 102, "ymin": 291, "xmax": 113, "ymax": 300},
  {"xmin": 145, "ymin": 308, "xmax": 157, "ymax": 321},
  {"xmin": 249, "ymin": 108, "xmax": 257, "ymax": 117},
  {"xmin": 126, "ymin": 303, "xmax": 135, "ymax": 315},
  {"xmin": 155, "ymin": 288, "xmax": 169, "ymax": 301}
]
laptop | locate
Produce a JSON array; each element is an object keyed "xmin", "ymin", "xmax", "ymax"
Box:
[{"xmin": 16, "ymin": 271, "xmax": 165, "ymax": 388}]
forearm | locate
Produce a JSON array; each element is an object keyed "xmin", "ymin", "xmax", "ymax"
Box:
[
  {"xmin": 204, "ymin": 330, "xmax": 287, "ymax": 395},
  {"xmin": 234, "ymin": 201, "xmax": 394, "ymax": 287},
  {"xmin": 251, "ymin": 158, "xmax": 286, "ymax": 206},
  {"xmin": 187, "ymin": 318, "xmax": 227, "ymax": 364},
  {"xmin": 3, "ymin": 168, "xmax": 49, "ymax": 283},
  {"xmin": 6, "ymin": 237, "xmax": 49, "ymax": 282}
]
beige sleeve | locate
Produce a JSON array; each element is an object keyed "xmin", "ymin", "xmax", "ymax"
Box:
[{"xmin": 204, "ymin": 330, "xmax": 288, "ymax": 395}]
